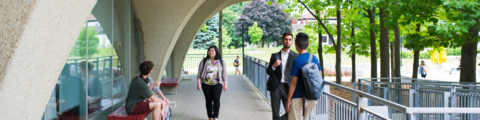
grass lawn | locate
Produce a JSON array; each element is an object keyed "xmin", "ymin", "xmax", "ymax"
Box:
[
  {"xmin": 188, "ymin": 47, "xmax": 373, "ymax": 66},
  {"xmin": 186, "ymin": 47, "xmax": 441, "ymax": 68}
]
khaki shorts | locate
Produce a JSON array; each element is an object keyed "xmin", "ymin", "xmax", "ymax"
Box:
[
  {"xmin": 235, "ymin": 66, "xmax": 240, "ymax": 71},
  {"xmin": 289, "ymin": 98, "xmax": 316, "ymax": 120}
]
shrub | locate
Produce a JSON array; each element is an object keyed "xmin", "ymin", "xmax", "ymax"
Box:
[
  {"xmin": 401, "ymin": 52, "xmax": 413, "ymax": 58},
  {"xmin": 343, "ymin": 70, "xmax": 352, "ymax": 77},
  {"xmin": 419, "ymin": 52, "xmax": 430, "ymax": 59},
  {"xmin": 324, "ymin": 69, "xmax": 336, "ymax": 77},
  {"xmin": 322, "ymin": 69, "xmax": 352, "ymax": 77},
  {"xmin": 446, "ymin": 48, "xmax": 461, "ymax": 56}
]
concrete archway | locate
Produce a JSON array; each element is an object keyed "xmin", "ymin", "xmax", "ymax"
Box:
[
  {"xmin": 171, "ymin": 0, "xmax": 248, "ymax": 78},
  {"xmin": 0, "ymin": 0, "xmax": 250, "ymax": 119},
  {"xmin": 0, "ymin": 0, "xmax": 97, "ymax": 119}
]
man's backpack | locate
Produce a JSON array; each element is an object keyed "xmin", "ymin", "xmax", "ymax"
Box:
[{"xmin": 300, "ymin": 54, "xmax": 324, "ymax": 100}]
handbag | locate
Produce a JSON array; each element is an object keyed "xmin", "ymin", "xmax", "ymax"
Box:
[{"xmin": 266, "ymin": 53, "xmax": 281, "ymax": 91}]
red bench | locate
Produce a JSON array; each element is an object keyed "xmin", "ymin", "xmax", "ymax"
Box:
[
  {"xmin": 108, "ymin": 100, "xmax": 170, "ymax": 120},
  {"xmin": 160, "ymin": 78, "xmax": 181, "ymax": 95}
]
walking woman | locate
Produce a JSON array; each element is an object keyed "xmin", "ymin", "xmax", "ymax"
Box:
[
  {"xmin": 419, "ymin": 60, "xmax": 428, "ymax": 78},
  {"xmin": 197, "ymin": 46, "xmax": 228, "ymax": 120}
]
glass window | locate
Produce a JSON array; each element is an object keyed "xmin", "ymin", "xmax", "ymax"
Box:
[{"xmin": 42, "ymin": 0, "xmax": 132, "ymax": 119}]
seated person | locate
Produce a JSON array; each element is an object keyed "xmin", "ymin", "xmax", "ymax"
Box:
[
  {"xmin": 147, "ymin": 75, "xmax": 170, "ymax": 104},
  {"xmin": 126, "ymin": 61, "xmax": 165, "ymax": 120},
  {"xmin": 450, "ymin": 60, "xmax": 461, "ymax": 74}
]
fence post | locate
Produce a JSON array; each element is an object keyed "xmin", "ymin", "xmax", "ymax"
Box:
[
  {"xmin": 358, "ymin": 79, "xmax": 362, "ymax": 91},
  {"xmin": 384, "ymin": 86, "xmax": 392, "ymax": 118},
  {"xmin": 444, "ymin": 92, "xmax": 451, "ymax": 120},
  {"xmin": 357, "ymin": 94, "xmax": 368, "ymax": 120},
  {"xmin": 353, "ymin": 83, "xmax": 357, "ymax": 102},
  {"xmin": 414, "ymin": 84, "xmax": 420, "ymax": 120},
  {"xmin": 367, "ymin": 85, "xmax": 373, "ymax": 106},
  {"xmin": 408, "ymin": 113, "xmax": 417, "ymax": 120},
  {"xmin": 409, "ymin": 89, "xmax": 415, "ymax": 107},
  {"xmin": 450, "ymin": 86, "xmax": 456, "ymax": 120}
]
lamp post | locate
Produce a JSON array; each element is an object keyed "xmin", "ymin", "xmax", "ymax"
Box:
[{"xmin": 239, "ymin": 17, "xmax": 247, "ymax": 75}]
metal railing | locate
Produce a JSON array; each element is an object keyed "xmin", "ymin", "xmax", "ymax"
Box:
[
  {"xmin": 356, "ymin": 78, "xmax": 480, "ymax": 119},
  {"xmin": 66, "ymin": 55, "xmax": 120, "ymax": 79},
  {"xmin": 243, "ymin": 55, "xmax": 480, "ymax": 120}
]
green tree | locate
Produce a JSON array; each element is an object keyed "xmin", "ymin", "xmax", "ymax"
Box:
[
  {"xmin": 72, "ymin": 27, "xmax": 99, "ymax": 58},
  {"xmin": 214, "ymin": 28, "xmax": 232, "ymax": 50},
  {"xmin": 281, "ymin": 0, "xmax": 349, "ymax": 84},
  {"xmin": 222, "ymin": 2, "xmax": 249, "ymax": 48},
  {"xmin": 248, "ymin": 22, "xmax": 264, "ymax": 47},
  {"xmin": 434, "ymin": 0, "xmax": 480, "ymax": 82},
  {"xmin": 387, "ymin": 0, "xmax": 443, "ymax": 78},
  {"xmin": 193, "ymin": 14, "xmax": 219, "ymax": 49},
  {"xmin": 353, "ymin": 0, "xmax": 380, "ymax": 79}
]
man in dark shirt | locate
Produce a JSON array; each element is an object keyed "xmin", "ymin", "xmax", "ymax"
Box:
[
  {"xmin": 234, "ymin": 55, "xmax": 241, "ymax": 75},
  {"xmin": 286, "ymin": 33, "xmax": 321, "ymax": 120},
  {"xmin": 126, "ymin": 61, "xmax": 165, "ymax": 120}
]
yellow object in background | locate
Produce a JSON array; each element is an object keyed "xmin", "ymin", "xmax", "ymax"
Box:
[{"xmin": 430, "ymin": 48, "xmax": 447, "ymax": 64}]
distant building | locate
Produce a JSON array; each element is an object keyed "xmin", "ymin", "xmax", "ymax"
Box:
[{"xmin": 291, "ymin": 13, "xmax": 337, "ymax": 46}]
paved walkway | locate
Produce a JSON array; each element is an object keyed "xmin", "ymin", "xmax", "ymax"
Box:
[{"xmin": 164, "ymin": 75, "xmax": 272, "ymax": 120}]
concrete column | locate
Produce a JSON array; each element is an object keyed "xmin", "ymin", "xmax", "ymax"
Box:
[{"xmin": 0, "ymin": 0, "xmax": 97, "ymax": 119}]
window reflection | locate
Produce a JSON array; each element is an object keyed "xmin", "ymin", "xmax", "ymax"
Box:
[{"xmin": 42, "ymin": 0, "xmax": 132, "ymax": 119}]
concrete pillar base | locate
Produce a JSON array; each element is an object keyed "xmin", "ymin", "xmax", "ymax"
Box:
[
  {"xmin": 160, "ymin": 86, "xmax": 180, "ymax": 95},
  {"xmin": 181, "ymin": 77, "xmax": 192, "ymax": 81}
]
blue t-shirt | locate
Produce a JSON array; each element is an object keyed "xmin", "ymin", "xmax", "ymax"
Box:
[{"xmin": 290, "ymin": 52, "xmax": 322, "ymax": 98}]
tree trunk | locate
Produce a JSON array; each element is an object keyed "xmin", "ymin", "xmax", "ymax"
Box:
[
  {"xmin": 379, "ymin": 7, "xmax": 390, "ymax": 80},
  {"xmin": 336, "ymin": 9, "xmax": 342, "ymax": 84},
  {"xmin": 351, "ymin": 22, "xmax": 356, "ymax": 83},
  {"xmin": 235, "ymin": 41, "xmax": 238, "ymax": 49},
  {"xmin": 317, "ymin": 10, "xmax": 325, "ymax": 79},
  {"xmin": 368, "ymin": 8, "xmax": 378, "ymax": 80},
  {"xmin": 460, "ymin": 23, "xmax": 478, "ymax": 82},
  {"xmin": 412, "ymin": 24, "xmax": 421, "ymax": 79},
  {"xmin": 219, "ymin": 10, "xmax": 223, "ymax": 54},
  {"xmin": 261, "ymin": 40, "xmax": 265, "ymax": 48},
  {"xmin": 412, "ymin": 49, "xmax": 420, "ymax": 79},
  {"xmin": 391, "ymin": 42, "xmax": 395, "ymax": 77},
  {"xmin": 394, "ymin": 21, "xmax": 401, "ymax": 79}
]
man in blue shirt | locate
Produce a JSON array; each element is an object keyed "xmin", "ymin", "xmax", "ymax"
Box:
[{"xmin": 286, "ymin": 33, "xmax": 322, "ymax": 120}]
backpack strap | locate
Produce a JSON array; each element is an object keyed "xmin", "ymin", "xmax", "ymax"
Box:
[{"xmin": 304, "ymin": 54, "xmax": 313, "ymax": 66}]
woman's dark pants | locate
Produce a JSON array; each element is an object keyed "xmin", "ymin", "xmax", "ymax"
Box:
[{"xmin": 202, "ymin": 83, "xmax": 223, "ymax": 118}]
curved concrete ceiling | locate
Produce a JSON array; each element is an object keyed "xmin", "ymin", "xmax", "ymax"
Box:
[
  {"xmin": 131, "ymin": 0, "xmax": 206, "ymax": 80},
  {"xmin": 171, "ymin": 0, "xmax": 248, "ymax": 77}
]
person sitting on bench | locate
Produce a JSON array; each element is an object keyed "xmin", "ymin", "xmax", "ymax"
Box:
[
  {"xmin": 146, "ymin": 75, "xmax": 170, "ymax": 104},
  {"xmin": 126, "ymin": 61, "xmax": 165, "ymax": 120}
]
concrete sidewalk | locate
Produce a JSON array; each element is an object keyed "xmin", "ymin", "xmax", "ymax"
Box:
[{"xmin": 165, "ymin": 75, "xmax": 271, "ymax": 120}]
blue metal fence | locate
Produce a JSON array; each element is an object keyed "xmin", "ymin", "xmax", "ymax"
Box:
[{"xmin": 243, "ymin": 55, "xmax": 480, "ymax": 120}]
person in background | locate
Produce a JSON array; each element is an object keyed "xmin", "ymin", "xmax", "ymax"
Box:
[
  {"xmin": 197, "ymin": 46, "xmax": 228, "ymax": 120},
  {"xmin": 420, "ymin": 60, "xmax": 428, "ymax": 78},
  {"xmin": 450, "ymin": 60, "xmax": 460, "ymax": 74},
  {"xmin": 234, "ymin": 55, "xmax": 241, "ymax": 75},
  {"xmin": 78, "ymin": 61, "xmax": 103, "ymax": 111}
]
